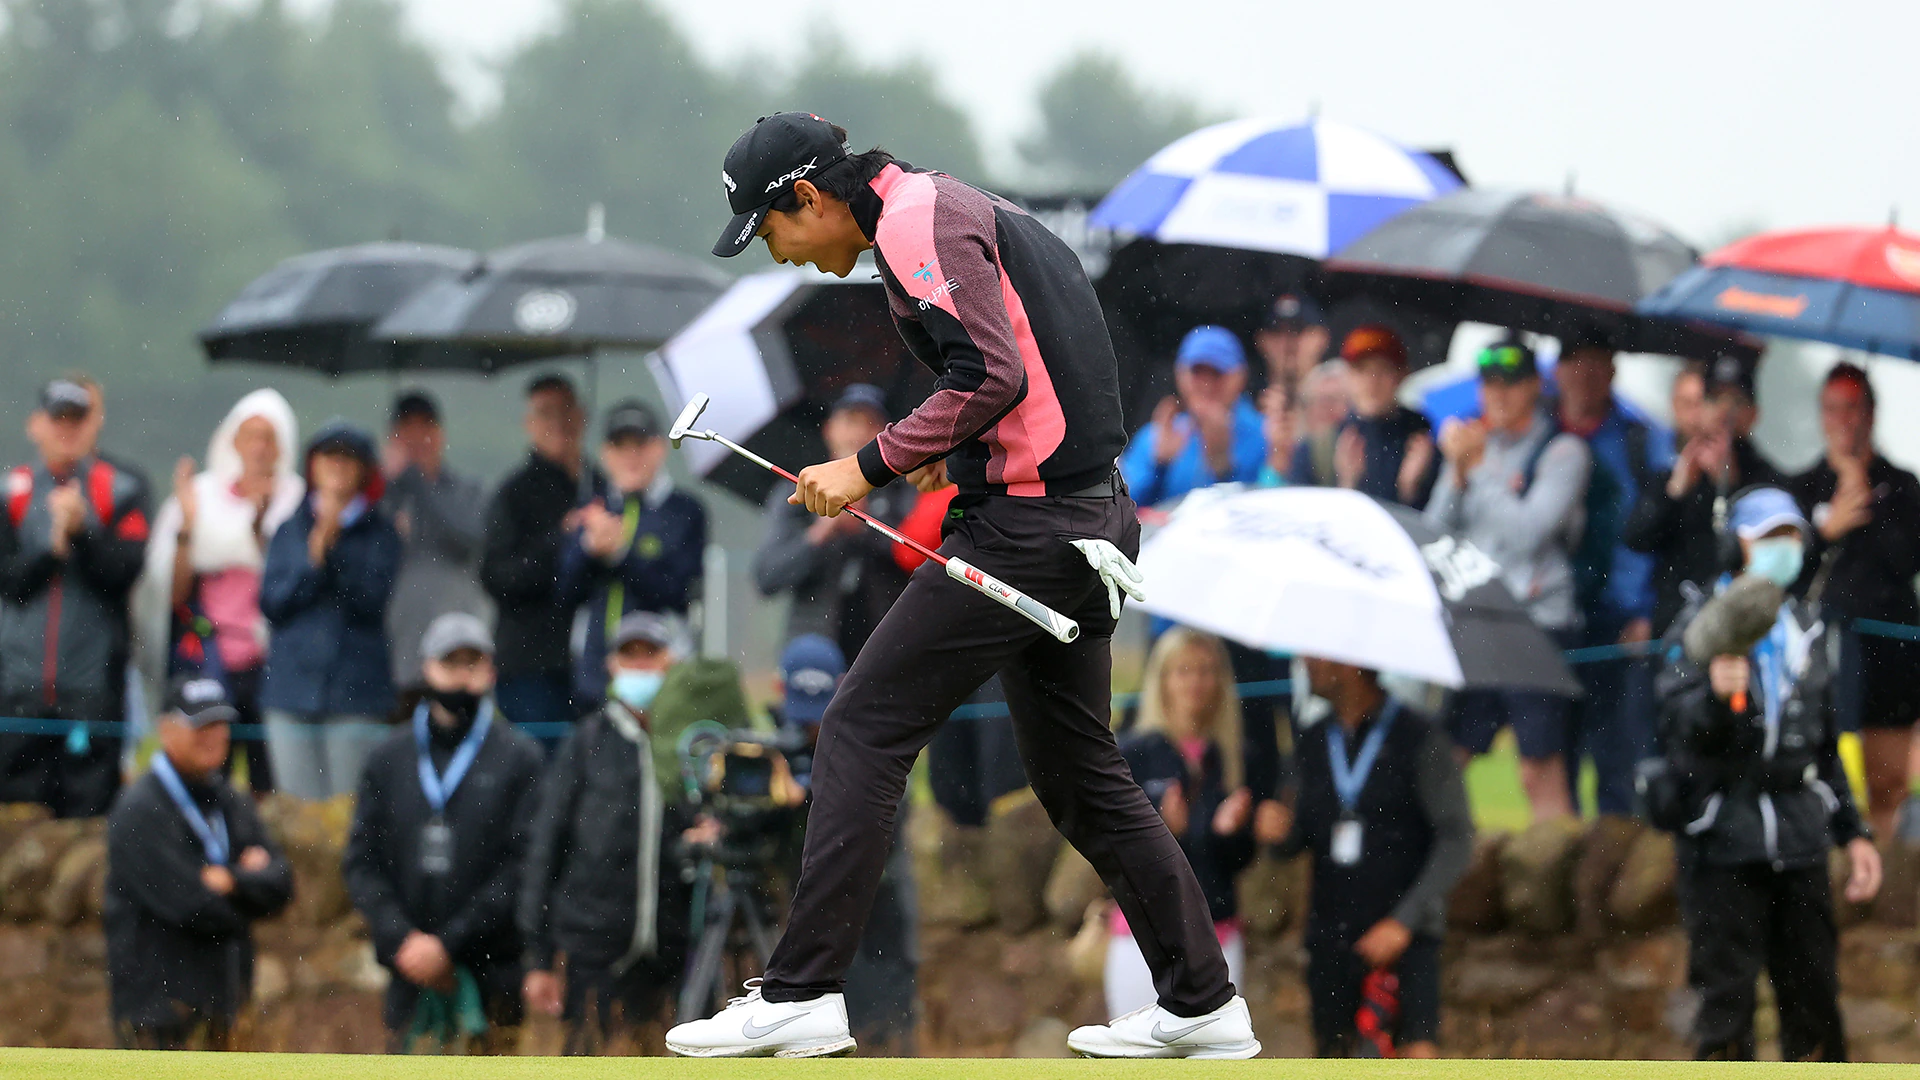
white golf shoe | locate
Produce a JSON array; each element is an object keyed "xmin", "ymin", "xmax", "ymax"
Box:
[
  {"xmin": 665, "ymin": 979, "xmax": 856, "ymax": 1058},
  {"xmin": 1068, "ymin": 995, "xmax": 1261, "ymax": 1059}
]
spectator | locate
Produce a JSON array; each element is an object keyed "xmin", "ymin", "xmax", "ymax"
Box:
[
  {"xmin": 136, "ymin": 389, "xmax": 304, "ymax": 792},
  {"xmin": 1669, "ymin": 360, "xmax": 1709, "ymax": 446},
  {"xmin": 483, "ymin": 373, "xmax": 593, "ymax": 733},
  {"xmin": 520, "ymin": 612, "xmax": 696, "ymax": 1054},
  {"xmin": 768, "ymin": 634, "xmax": 920, "ymax": 1055},
  {"xmin": 1787, "ymin": 363, "xmax": 1920, "ymax": 836},
  {"xmin": 1108, "ymin": 629, "xmax": 1255, "ymax": 1018},
  {"xmin": 557, "ymin": 400, "xmax": 706, "ymax": 704},
  {"xmin": 384, "ymin": 390, "xmax": 491, "ymax": 692},
  {"xmin": 1289, "ymin": 360, "xmax": 1354, "ymax": 488},
  {"xmin": 1119, "ymin": 326, "xmax": 1267, "ymax": 507},
  {"xmin": 105, "ymin": 677, "xmax": 292, "ymax": 1049},
  {"xmin": 1252, "ymin": 292, "xmax": 1330, "ymax": 393},
  {"xmin": 259, "ymin": 421, "xmax": 400, "ymax": 801},
  {"xmin": 343, "ymin": 613, "xmax": 543, "ymax": 1054},
  {"xmin": 1255, "ymin": 381, "xmax": 1297, "ymax": 488},
  {"xmin": 0, "ymin": 375, "xmax": 151, "ymax": 817},
  {"xmin": 1624, "ymin": 354, "xmax": 1784, "ymax": 636},
  {"xmin": 1552, "ymin": 332, "xmax": 1672, "ymax": 817},
  {"xmin": 1289, "ymin": 325, "xmax": 1437, "ymax": 507},
  {"xmin": 754, "ymin": 385, "xmax": 914, "ymax": 659},
  {"xmin": 1277, "ymin": 656, "xmax": 1471, "ymax": 1059},
  {"xmin": 1426, "ymin": 340, "xmax": 1591, "ymax": 822},
  {"xmin": 1656, "ymin": 486, "xmax": 1880, "ymax": 1061}
]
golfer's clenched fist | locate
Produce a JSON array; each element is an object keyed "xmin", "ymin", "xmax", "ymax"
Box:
[{"xmin": 790, "ymin": 454, "xmax": 875, "ymax": 517}]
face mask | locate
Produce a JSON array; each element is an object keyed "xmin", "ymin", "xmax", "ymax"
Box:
[
  {"xmin": 426, "ymin": 688, "xmax": 482, "ymax": 725},
  {"xmin": 1747, "ymin": 537, "xmax": 1805, "ymax": 588},
  {"xmin": 611, "ymin": 670, "xmax": 665, "ymax": 711}
]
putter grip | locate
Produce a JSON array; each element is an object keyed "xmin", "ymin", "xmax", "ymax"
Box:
[{"xmin": 945, "ymin": 557, "xmax": 1081, "ymax": 643}]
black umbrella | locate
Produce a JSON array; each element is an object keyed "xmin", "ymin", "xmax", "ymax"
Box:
[
  {"xmin": 1320, "ymin": 188, "xmax": 1759, "ymax": 360},
  {"xmin": 1097, "ymin": 239, "xmax": 1456, "ymax": 423},
  {"xmin": 198, "ymin": 242, "xmax": 477, "ymax": 375},
  {"xmin": 373, "ymin": 226, "xmax": 728, "ymax": 372},
  {"xmin": 651, "ymin": 269, "xmax": 935, "ymax": 503}
]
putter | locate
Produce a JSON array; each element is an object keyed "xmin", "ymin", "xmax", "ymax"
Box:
[{"xmin": 668, "ymin": 392, "xmax": 1080, "ymax": 643}]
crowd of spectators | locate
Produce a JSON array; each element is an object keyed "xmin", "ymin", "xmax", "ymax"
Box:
[
  {"xmin": 8, "ymin": 296, "xmax": 1918, "ymax": 1059},
  {"xmin": 1106, "ymin": 305, "xmax": 1910, "ymax": 1060}
]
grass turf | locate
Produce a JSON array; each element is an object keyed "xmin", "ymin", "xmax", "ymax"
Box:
[{"xmin": 4, "ymin": 1050, "xmax": 1915, "ymax": 1079}]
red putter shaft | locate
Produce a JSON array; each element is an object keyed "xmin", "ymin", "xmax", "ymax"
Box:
[{"xmin": 760, "ymin": 459, "xmax": 949, "ymax": 568}]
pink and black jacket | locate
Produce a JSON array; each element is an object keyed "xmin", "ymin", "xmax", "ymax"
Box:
[{"xmin": 850, "ymin": 163, "xmax": 1126, "ymax": 499}]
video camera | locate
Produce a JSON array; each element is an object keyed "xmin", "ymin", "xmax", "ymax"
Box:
[{"xmin": 675, "ymin": 720, "xmax": 808, "ymax": 814}]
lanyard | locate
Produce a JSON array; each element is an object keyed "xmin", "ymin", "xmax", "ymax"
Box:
[
  {"xmin": 605, "ymin": 496, "xmax": 643, "ymax": 639},
  {"xmin": 1751, "ymin": 608, "xmax": 1797, "ymax": 759},
  {"xmin": 150, "ymin": 752, "xmax": 230, "ymax": 866},
  {"xmin": 1326, "ymin": 702, "xmax": 1401, "ymax": 814},
  {"xmin": 414, "ymin": 699, "xmax": 494, "ymax": 815}
]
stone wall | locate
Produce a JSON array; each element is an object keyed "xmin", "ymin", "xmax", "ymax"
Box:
[{"xmin": 2, "ymin": 796, "xmax": 1918, "ymax": 1060}]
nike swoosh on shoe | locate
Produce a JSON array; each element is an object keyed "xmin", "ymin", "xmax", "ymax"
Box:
[
  {"xmin": 1150, "ymin": 1016, "xmax": 1220, "ymax": 1042},
  {"xmin": 741, "ymin": 1013, "xmax": 807, "ymax": 1040}
]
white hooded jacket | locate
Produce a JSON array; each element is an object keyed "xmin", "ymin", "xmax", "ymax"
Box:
[{"xmin": 132, "ymin": 389, "xmax": 306, "ymax": 688}]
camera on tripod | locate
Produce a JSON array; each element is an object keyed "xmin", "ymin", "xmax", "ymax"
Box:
[
  {"xmin": 672, "ymin": 721, "xmax": 809, "ymax": 1022},
  {"xmin": 676, "ymin": 720, "xmax": 808, "ymax": 815}
]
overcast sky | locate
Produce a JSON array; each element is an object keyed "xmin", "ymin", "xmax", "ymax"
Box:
[{"xmin": 373, "ymin": 0, "xmax": 1915, "ymax": 246}]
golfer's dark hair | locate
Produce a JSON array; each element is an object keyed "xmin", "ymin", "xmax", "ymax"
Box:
[
  {"xmin": 770, "ymin": 123, "xmax": 894, "ymax": 212},
  {"xmin": 526, "ymin": 372, "xmax": 578, "ymax": 402},
  {"xmin": 1825, "ymin": 360, "xmax": 1876, "ymax": 412}
]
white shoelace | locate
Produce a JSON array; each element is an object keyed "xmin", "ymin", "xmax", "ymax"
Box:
[{"xmin": 723, "ymin": 978, "xmax": 765, "ymax": 1010}]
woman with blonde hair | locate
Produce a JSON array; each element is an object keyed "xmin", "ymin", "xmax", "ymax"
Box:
[{"xmin": 1106, "ymin": 627, "xmax": 1255, "ymax": 1017}]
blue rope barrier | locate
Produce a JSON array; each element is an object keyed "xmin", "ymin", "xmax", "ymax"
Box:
[{"xmin": 8, "ymin": 620, "xmax": 1918, "ymax": 740}]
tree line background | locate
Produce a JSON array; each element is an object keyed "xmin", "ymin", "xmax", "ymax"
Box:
[{"xmin": 0, "ymin": 0, "xmax": 1215, "ymax": 482}]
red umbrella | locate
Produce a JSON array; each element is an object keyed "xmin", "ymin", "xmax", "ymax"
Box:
[
  {"xmin": 1639, "ymin": 224, "xmax": 1920, "ymax": 360},
  {"xmin": 1708, "ymin": 225, "xmax": 1920, "ymax": 294}
]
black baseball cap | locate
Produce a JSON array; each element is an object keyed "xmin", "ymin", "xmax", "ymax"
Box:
[
  {"xmin": 40, "ymin": 378, "xmax": 92, "ymax": 420},
  {"xmin": 392, "ymin": 389, "xmax": 440, "ymax": 425},
  {"xmin": 830, "ymin": 383, "xmax": 889, "ymax": 421},
  {"xmin": 712, "ymin": 113, "xmax": 849, "ymax": 258},
  {"xmin": 1476, "ymin": 339, "xmax": 1540, "ymax": 383},
  {"xmin": 604, "ymin": 399, "xmax": 662, "ymax": 442},
  {"xmin": 1263, "ymin": 293, "xmax": 1323, "ymax": 331},
  {"xmin": 164, "ymin": 676, "xmax": 239, "ymax": 728},
  {"xmin": 1704, "ymin": 353, "xmax": 1757, "ymax": 401}
]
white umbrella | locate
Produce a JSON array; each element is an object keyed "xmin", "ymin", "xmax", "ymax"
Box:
[{"xmin": 1137, "ymin": 486, "xmax": 1579, "ymax": 695}]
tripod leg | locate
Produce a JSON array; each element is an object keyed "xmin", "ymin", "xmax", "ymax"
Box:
[
  {"xmin": 740, "ymin": 886, "xmax": 777, "ymax": 970},
  {"xmin": 677, "ymin": 886, "xmax": 739, "ymax": 1023}
]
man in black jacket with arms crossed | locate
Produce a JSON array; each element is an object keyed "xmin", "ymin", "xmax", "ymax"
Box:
[{"xmin": 106, "ymin": 677, "xmax": 293, "ymax": 1049}]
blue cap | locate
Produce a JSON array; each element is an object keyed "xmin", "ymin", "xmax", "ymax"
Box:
[
  {"xmin": 831, "ymin": 383, "xmax": 889, "ymax": 421},
  {"xmin": 1175, "ymin": 326, "xmax": 1246, "ymax": 374},
  {"xmin": 779, "ymin": 634, "xmax": 846, "ymax": 725},
  {"xmin": 1729, "ymin": 487, "xmax": 1809, "ymax": 541}
]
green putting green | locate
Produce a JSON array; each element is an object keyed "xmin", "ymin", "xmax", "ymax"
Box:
[{"xmin": 2, "ymin": 1049, "xmax": 1914, "ymax": 1079}]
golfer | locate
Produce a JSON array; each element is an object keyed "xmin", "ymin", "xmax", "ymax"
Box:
[{"xmin": 666, "ymin": 113, "xmax": 1257, "ymax": 1059}]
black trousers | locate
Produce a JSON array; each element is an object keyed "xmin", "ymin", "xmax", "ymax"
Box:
[
  {"xmin": 1682, "ymin": 859, "xmax": 1846, "ymax": 1062},
  {"xmin": 1307, "ymin": 933, "xmax": 1442, "ymax": 1057},
  {"xmin": 561, "ymin": 957, "xmax": 677, "ymax": 1055},
  {"xmin": 760, "ymin": 492, "xmax": 1234, "ymax": 1017}
]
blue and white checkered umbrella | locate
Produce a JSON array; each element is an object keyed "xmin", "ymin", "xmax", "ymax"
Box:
[{"xmin": 1089, "ymin": 117, "xmax": 1463, "ymax": 258}]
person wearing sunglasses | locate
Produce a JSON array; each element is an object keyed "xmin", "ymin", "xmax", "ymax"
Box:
[{"xmin": 1425, "ymin": 338, "xmax": 1592, "ymax": 822}]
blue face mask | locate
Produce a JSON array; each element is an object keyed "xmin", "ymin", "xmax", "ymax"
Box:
[
  {"xmin": 1747, "ymin": 537, "xmax": 1805, "ymax": 588},
  {"xmin": 610, "ymin": 670, "xmax": 665, "ymax": 711}
]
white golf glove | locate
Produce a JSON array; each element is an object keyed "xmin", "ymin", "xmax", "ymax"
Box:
[{"xmin": 1069, "ymin": 538, "xmax": 1146, "ymax": 619}]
